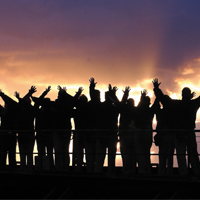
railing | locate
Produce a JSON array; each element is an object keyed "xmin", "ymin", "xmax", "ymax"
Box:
[{"xmin": 0, "ymin": 129, "xmax": 199, "ymax": 174}]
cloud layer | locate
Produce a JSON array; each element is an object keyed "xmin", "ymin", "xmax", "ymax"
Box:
[{"xmin": 1, "ymin": 0, "xmax": 200, "ymax": 101}]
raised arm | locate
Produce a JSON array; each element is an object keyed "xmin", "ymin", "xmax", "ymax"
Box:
[
  {"xmin": 89, "ymin": 77, "xmax": 97, "ymax": 99},
  {"xmin": 0, "ymin": 89, "xmax": 18, "ymax": 106},
  {"xmin": 112, "ymin": 86, "xmax": 119, "ymax": 102},
  {"xmin": 152, "ymin": 78, "xmax": 161, "ymax": 89},
  {"xmin": 57, "ymin": 85, "xmax": 74, "ymax": 100},
  {"xmin": 31, "ymin": 86, "xmax": 51, "ymax": 109},
  {"xmin": 14, "ymin": 91, "xmax": 20, "ymax": 101},
  {"xmin": 121, "ymin": 86, "xmax": 131, "ymax": 103},
  {"xmin": 39, "ymin": 86, "xmax": 51, "ymax": 99},
  {"xmin": 141, "ymin": 89, "xmax": 148, "ymax": 98},
  {"xmin": 152, "ymin": 78, "xmax": 164, "ymax": 98},
  {"xmin": 74, "ymin": 87, "xmax": 84, "ymax": 99},
  {"xmin": 23, "ymin": 86, "xmax": 37, "ymax": 99},
  {"xmin": 137, "ymin": 89, "xmax": 148, "ymax": 107},
  {"xmin": 108, "ymin": 84, "xmax": 119, "ymax": 103},
  {"xmin": 152, "ymin": 78, "xmax": 173, "ymax": 107},
  {"xmin": 191, "ymin": 91, "xmax": 200, "ymax": 106}
]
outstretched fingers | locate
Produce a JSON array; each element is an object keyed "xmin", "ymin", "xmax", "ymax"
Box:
[
  {"xmin": 46, "ymin": 86, "xmax": 51, "ymax": 93},
  {"xmin": 152, "ymin": 78, "xmax": 161, "ymax": 88},
  {"xmin": 141, "ymin": 89, "xmax": 148, "ymax": 97},
  {"xmin": 14, "ymin": 91, "xmax": 20, "ymax": 99}
]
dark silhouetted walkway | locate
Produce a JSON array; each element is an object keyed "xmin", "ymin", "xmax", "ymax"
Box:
[{"xmin": 1, "ymin": 166, "xmax": 200, "ymax": 199}]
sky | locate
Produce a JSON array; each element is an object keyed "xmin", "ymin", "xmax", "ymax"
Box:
[
  {"xmin": 1, "ymin": 0, "xmax": 200, "ymax": 165},
  {"xmin": 1, "ymin": 0, "xmax": 200, "ymax": 103}
]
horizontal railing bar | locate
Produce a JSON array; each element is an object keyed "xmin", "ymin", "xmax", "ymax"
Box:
[{"xmin": 1, "ymin": 129, "xmax": 200, "ymax": 132}]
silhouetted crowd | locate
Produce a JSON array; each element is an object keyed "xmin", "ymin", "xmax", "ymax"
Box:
[{"xmin": 0, "ymin": 78, "xmax": 200, "ymax": 176}]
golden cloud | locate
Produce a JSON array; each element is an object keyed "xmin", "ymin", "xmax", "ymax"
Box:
[{"xmin": 182, "ymin": 68, "xmax": 195, "ymax": 75}]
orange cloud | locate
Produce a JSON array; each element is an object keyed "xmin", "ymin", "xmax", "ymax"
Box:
[{"xmin": 182, "ymin": 68, "xmax": 195, "ymax": 75}]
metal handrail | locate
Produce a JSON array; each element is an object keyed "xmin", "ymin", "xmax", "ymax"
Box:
[{"xmin": 0, "ymin": 128, "xmax": 198, "ymax": 170}]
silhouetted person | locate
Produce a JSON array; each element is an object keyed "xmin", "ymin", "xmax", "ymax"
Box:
[
  {"xmin": 154, "ymin": 95, "xmax": 175, "ymax": 175},
  {"xmin": 135, "ymin": 90, "xmax": 158, "ymax": 174},
  {"xmin": 153, "ymin": 78, "xmax": 200, "ymax": 176},
  {"xmin": 73, "ymin": 94, "xmax": 88, "ymax": 172},
  {"xmin": 85, "ymin": 77, "xmax": 103, "ymax": 173},
  {"xmin": 176, "ymin": 87, "xmax": 200, "ymax": 175},
  {"xmin": 0, "ymin": 89, "xmax": 19, "ymax": 170},
  {"xmin": 0, "ymin": 104, "xmax": 4, "ymax": 121},
  {"xmin": 100, "ymin": 84, "xmax": 119, "ymax": 174},
  {"xmin": 14, "ymin": 86, "xmax": 37, "ymax": 171},
  {"xmin": 32, "ymin": 87, "xmax": 54, "ymax": 170},
  {"xmin": 0, "ymin": 103, "xmax": 8, "ymax": 169},
  {"xmin": 119, "ymin": 86, "xmax": 137, "ymax": 174},
  {"xmin": 53, "ymin": 86, "xmax": 83, "ymax": 171}
]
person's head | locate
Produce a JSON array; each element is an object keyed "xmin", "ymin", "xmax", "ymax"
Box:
[
  {"xmin": 58, "ymin": 90, "xmax": 65, "ymax": 98},
  {"xmin": 105, "ymin": 91, "xmax": 114, "ymax": 102},
  {"xmin": 79, "ymin": 94, "xmax": 88, "ymax": 104},
  {"xmin": 105, "ymin": 91, "xmax": 109, "ymax": 101},
  {"xmin": 23, "ymin": 96, "xmax": 31, "ymax": 104},
  {"xmin": 91, "ymin": 89, "xmax": 100, "ymax": 102},
  {"xmin": 142, "ymin": 96, "xmax": 151, "ymax": 107},
  {"xmin": 127, "ymin": 98, "xmax": 135, "ymax": 107},
  {"xmin": 41, "ymin": 98, "xmax": 51, "ymax": 107},
  {"xmin": 182, "ymin": 87, "xmax": 192, "ymax": 100}
]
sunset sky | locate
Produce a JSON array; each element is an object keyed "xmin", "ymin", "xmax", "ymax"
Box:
[
  {"xmin": 2, "ymin": 0, "xmax": 200, "ymax": 166},
  {"xmin": 1, "ymin": 0, "xmax": 200, "ymax": 103},
  {"xmin": 0, "ymin": 0, "xmax": 199, "ymax": 100}
]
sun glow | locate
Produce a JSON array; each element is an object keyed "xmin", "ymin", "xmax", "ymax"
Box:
[
  {"xmin": 175, "ymin": 78, "xmax": 200, "ymax": 93},
  {"xmin": 170, "ymin": 93, "xmax": 179, "ymax": 99}
]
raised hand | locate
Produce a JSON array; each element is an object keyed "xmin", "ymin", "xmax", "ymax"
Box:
[
  {"xmin": 141, "ymin": 89, "xmax": 148, "ymax": 97},
  {"xmin": 45, "ymin": 86, "xmax": 51, "ymax": 93},
  {"xmin": 191, "ymin": 92, "xmax": 196, "ymax": 99},
  {"xmin": 123, "ymin": 86, "xmax": 131, "ymax": 94},
  {"xmin": 14, "ymin": 91, "xmax": 20, "ymax": 100},
  {"xmin": 63, "ymin": 87, "xmax": 67, "ymax": 92},
  {"xmin": 29, "ymin": 86, "xmax": 37, "ymax": 95},
  {"xmin": 113, "ymin": 86, "xmax": 118, "ymax": 93},
  {"xmin": 78, "ymin": 87, "xmax": 84, "ymax": 93},
  {"xmin": 57, "ymin": 85, "xmax": 66, "ymax": 93},
  {"xmin": 108, "ymin": 84, "xmax": 112, "ymax": 91},
  {"xmin": 152, "ymin": 78, "xmax": 161, "ymax": 89},
  {"xmin": 57, "ymin": 85, "xmax": 61, "ymax": 91},
  {"xmin": 57, "ymin": 85, "xmax": 67, "ymax": 92},
  {"xmin": 89, "ymin": 77, "xmax": 97, "ymax": 88}
]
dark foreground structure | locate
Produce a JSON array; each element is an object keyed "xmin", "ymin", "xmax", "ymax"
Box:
[{"xmin": 1, "ymin": 166, "xmax": 200, "ymax": 199}]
